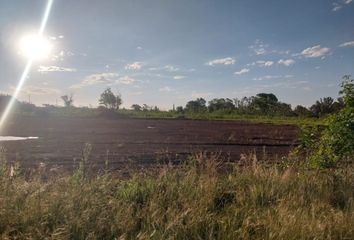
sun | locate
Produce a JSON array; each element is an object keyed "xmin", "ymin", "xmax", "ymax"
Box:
[{"xmin": 19, "ymin": 34, "xmax": 52, "ymax": 60}]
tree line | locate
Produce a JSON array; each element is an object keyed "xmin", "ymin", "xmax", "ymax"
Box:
[
  {"xmin": 129, "ymin": 92, "xmax": 345, "ymax": 118},
  {"xmin": 175, "ymin": 94, "xmax": 345, "ymax": 117},
  {"xmin": 0, "ymin": 86, "xmax": 347, "ymax": 118}
]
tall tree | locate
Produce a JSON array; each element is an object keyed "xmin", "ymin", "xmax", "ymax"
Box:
[
  {"xmin": 131, "ymin": 104, "xmax": 142, "ymax": 111},
  {"xmin": 251, "ymin": 93, "xmax": 278, "ymax": 114},
  {"xmin": 99, "ymin": 88, "xmax": 122, "ymax": 110},
  {"xmin": 185, "ymin": 98, "xmax": 207, "ymax": 112},
  {"xmin": 61, "ymin": 94, "xmax": 74, "ymax": 107},
  {"xmin": 208, "ymin": 98, "xmax": 235, "ymax": 112},
  {"xmin": 310, "ymin": 97, "xmax": 335, "ymax": 117}
]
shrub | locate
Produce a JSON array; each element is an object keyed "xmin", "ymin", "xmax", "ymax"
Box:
[
  {"xmin": 306, "ymin": 76, "xmax": 354, "ymax": 168},
  {"xmin": 309, "ymin": 106, "xmax": 354, "ymax": 168}
]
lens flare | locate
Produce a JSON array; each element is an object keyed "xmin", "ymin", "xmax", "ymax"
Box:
[{"xmin": 0, "ymin": 0, "xmax": 54, "ymax": 132}]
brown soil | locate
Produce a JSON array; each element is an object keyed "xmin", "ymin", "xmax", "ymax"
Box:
[{"xmin": 0, "ymin": 116, "xmax": 299, "ymax": 170}]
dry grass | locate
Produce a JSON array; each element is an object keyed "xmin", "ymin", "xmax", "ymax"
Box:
[{"xmin": 0, "ymin": 154, "xmax": 353, "ymax": 239}]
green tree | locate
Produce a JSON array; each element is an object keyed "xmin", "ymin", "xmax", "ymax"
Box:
[
  {"xmin": 176, "ymin": 106, "xmax": 184, "ymax": 114},
  {"xmin": 310, "ymin": 97, "xmax": 335, "ymax": 117},
  {"xmin": 185, "ymin": 98, "xmax": 207, "ymax": 112},
  {"xmin": 208, "ymin": 98, "xmax": 235, "ymax": 112},
  {"xmin": 339, "ymin": 75, "xmax": 354, "ymax": 107},
  {"xmin": 294, "ymin": 105, "xmax": 312, "ymax": 117},
  {"xmin": 309, "ymin": 76, "xmax": 354, "ymax": 168},
  {"xmin": 0, "ymin": 94, "xmax": 12, "ymax": 111},
  {"xmin": 61, "ymin": 94, "xmax": 74, "ymax": 107},
  {"xmin": 251, "ymin": 93, "xmax": 278, "ymax": 114},
  {"xmin": 274, "ymin": 102, "xmax": 294, "ymax": 116},
  {"xmin": 142, "ymin": 104, "xmax": 151, "ymax": 111},
  {"xmin": 131, "ymin": 104, "xmax": 142, "ymax": 111},
  {"xmin": 99, "ymin": 88, "xmax": 122, "ymax": 110}
]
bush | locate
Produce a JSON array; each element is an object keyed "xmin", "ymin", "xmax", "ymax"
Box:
[
  {"xmin": 309, "ymin": 107, "xmax": 354, "ymax": 168},
  {"xmin": 305, "ymin": 76, "xmax": 354, "ymax": 168}
]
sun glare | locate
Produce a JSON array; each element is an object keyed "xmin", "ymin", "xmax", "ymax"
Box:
[{"xmin": 19, "ymin": 34, "xmax": 52, "ymax": 60}]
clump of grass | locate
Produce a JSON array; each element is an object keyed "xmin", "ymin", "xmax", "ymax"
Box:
[{"xmin": 0, "ymin": 154, "xmax": 353, "ymax": 239}]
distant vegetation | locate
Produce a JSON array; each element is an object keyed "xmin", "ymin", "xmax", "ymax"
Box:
[
  {"xmin": 0, "ymin": 76, "xmax": 350, "ymax": 125},
  {"xmin": 127, "ymin": 92, "xmax": 345, "ymax": 119}
]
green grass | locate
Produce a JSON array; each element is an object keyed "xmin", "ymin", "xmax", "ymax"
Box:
[
  {"xmin": 118, "ymin": 109, "xmax": 325, "ymax": 126},
  {"xmin": 0, "ymin": 155, "xmax": 353, "ymax": 239},
  {"xmin": 16, "ymin": 106, "xmax": 325, "ymax": 126}
]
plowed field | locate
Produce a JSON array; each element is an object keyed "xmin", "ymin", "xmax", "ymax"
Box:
[{"xmin": 0, "ymin": 116, "xmax": 299, "ymax": 169}]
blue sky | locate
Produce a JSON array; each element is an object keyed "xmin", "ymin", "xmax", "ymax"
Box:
[{"xmin": 0, "ymin": 0, "xmax": 353, "ymax": 109}]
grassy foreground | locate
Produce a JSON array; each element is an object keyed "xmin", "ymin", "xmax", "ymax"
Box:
[{"xmin": 0, "ymin": 156, "xmax": 353, "ymax": 240}]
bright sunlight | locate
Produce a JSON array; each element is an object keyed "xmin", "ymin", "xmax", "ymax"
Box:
[{"xmin": 19, "ymin": 34, "xmax": 52, "ymax": 60}]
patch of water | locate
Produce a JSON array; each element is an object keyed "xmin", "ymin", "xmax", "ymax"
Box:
[{"xmin": 0, "ymin": 136, "xmax": 39, "ymax": 141}]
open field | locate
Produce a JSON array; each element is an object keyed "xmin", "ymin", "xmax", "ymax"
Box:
[{"xmin": 0, "ymin": 116, "xmax": 298, "ymax": 169}]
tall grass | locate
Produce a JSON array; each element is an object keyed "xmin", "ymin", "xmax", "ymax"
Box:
[{"xmin": 0, "ymin": 154, "xmax": 353, "ymax": 239}]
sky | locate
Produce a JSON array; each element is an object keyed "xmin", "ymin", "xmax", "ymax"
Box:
[{"xmin": 0, "ymin": 0, "xmax": 353, "ymax": 109}]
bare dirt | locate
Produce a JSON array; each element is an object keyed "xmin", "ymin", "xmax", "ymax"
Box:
[{"xmin": 0, "ymin": 116, "xmax": 299, "ymax": 170}]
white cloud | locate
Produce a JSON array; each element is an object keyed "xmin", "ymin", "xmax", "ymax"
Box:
[
  {"xmin": 13, "ymin": 85, "xmax": 61, "ymax": 96},
  {"xmin": 300, "ymin": 45, "xmax": 330, "ymax": 58},
  {"xmin": 249, "ymin": 40, "xmax": 268, "ymax": 55},
  {"xmin": 257, "ymin": 60, "xmax": 274, "ymax": 67},
  {"xmin": 38, "ymin": 65, "xmax": 77, "ymax": 73},
  {"xmin": 332, "ymin": 2, "xmax": 342, "ymax": 11},
  {"xmin": 149, "ymin": 65, "xmax": 179, "ymax": 72},
  {"xmin": 332, "ymin": 0, "xmax": 352, "ymax": 11},
  {"xmin": 51, "ymin": 50, "xmax": 77, "ymax": 61},
  {"xmin": 339, "ymin": 41, "xmax": 354, "ymax": 47},
  {"xmin": 246, "ymin": 60, "xmax": 274, "ymax": 67},
  {"xmin": 70, "ymin": 73, "xmax": 120, "ymax": 89},
  {"xmin": 207, "ymin": 57, "xmax": 235, "ymax": 66},
  {"xmin": 254, "ymin": 48, "xmax": 266, "ymax": 55},
  {"xmin": 191, "ymin": 91, "xmax": 212, "ymax": 98},
  {"xmin": 278, "ymin": 59, "xmax": 295, "ymax": 66},
  {"xmin": 117, "ymin": 76, "xmax": 135, "ymax": 85},
  {"xmin": 136, "ymin": 46, "xmax": 143, "ymax": 50},
  {"xmin": 159, "ymin": 86, "xmax": 172, "ymax": 92},
  {"xmin": 173, "ymin": 75, "xmax": 186, "ymax": 80},
  {"xmin": 70, "ymin": 73, "xmax": 135, "ymax": 89},
  {"xmin": 164, "ymin": 65, "xmax": 179, "ymax": 72},
  {"xmin": 125, "ymin": 62, "xmax": 142, "ymax": 70},
  {"xmin": 234, "ymin": 68, "xmax": 250, "ymax": 75},
  {"xmin": 253, "ymin": 75, "xmax": 293, "ymax": 81}
]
